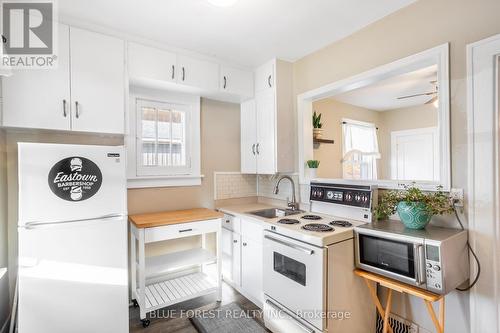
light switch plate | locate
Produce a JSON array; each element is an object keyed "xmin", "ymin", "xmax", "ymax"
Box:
[{"xmin": 450, "ymin": 188, "xmax": 464, "ymax": 207}]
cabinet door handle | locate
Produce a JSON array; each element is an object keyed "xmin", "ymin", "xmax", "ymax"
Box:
[
  {"xmin": 268, "ymin": 74, "xmax": 272, "ymax": 88},
  {"xmin": 182, "ymin": 67, "xmax": 185, "ymax": 81},
  {"xmin": 223, "ymin": 76, "xmax": 227, "ymax": 89},
  {"xmin": 179, "ymin": 228, "xmax": 193, "ymax": 233},
  {"xmin": 233, "ymin": 239, "xmax": 238, "ymax": 243},
  {"xmin": 252, "ymin": 143, "xmax": 256, "ymax": 155},
  {"xmin": 171, "ymin": 65, "xmax": 175, "ymax": 80},
  {"xmin": 62, "ymin": 99, "xmax": 67, "ymax": 117},
  {"xmin": 75, "ymin": 101, "xmax": 80, "ymax": 119},
  {"xmin": 256, "ymin": 143, "xmax": 260, "ymax": 155},
  {"xmin": 242, "ymin": 242, "xmax": 247, "ymax": 246},
  {"xmin": 225, "ymin": 219, "xmax": 231, "ymax": 223}
]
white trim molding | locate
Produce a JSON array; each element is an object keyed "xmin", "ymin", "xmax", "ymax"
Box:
[
  {"xmin": 297, "ymin": 43, "xmax": 451, "ymax": 191},
  {"xmin": 467, "ymin": 33, "xmax": 500, "ymax": 333}
]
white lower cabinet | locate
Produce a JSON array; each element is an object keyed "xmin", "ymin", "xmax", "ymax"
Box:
[
  {"xmin": 221, "ymin": 215, "xmax": 263, "ymax": 306},
  {"xmin": 241, "ymin": 235, "xmax": 263, "ymax": 304}
]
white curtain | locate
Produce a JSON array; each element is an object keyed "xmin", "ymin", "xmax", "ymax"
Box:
[{"xmin": 342, "ymin": 119, "xmax": 380, "ymax": 180}]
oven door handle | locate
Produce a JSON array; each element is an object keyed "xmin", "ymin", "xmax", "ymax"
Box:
[
  {"xmin": 264, "ymin": 235, "xmax": 314, "ymax": 255},
  {"xmin": 265, "ymin": 299, "xmax": 315, "ymax": 333}
]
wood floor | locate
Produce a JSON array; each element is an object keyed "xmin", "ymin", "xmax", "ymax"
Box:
[{"xmin": 129, "ymin": 282, "xmax": 268, "ymax": 333}]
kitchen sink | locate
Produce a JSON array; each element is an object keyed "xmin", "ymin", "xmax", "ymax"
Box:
[{"xmin": 247, "ymin": 208, "xmax": 304, "ymax": 219}]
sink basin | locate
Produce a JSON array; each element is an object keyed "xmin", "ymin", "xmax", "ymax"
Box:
[{"xmin": 248, "ymin": 208, "xmax": 304, "ymax": 219}]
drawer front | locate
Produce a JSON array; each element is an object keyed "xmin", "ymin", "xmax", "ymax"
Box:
[
  {"xmin": 222, "ymin": 214, "xmax": 241, "ymax": 233},
  {"xmin": 241, "ymin": 218, "xmax": 263, "ymax": 243},
  {"xmin": 145, "ymin": 219, "xmax": 221, "ymax": 243}
]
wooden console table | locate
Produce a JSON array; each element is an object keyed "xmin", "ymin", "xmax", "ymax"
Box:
[
  {"xmin": 354, "ymin": 269, "xmax": 445, "ymax": 333},
  {"xmin": 129, "ymin": 208, "xmax": 223, "ymax": 327}
]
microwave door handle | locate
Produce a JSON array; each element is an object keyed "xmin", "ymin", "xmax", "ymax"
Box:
[
  {"xmin": 265, "ymin": 299, "xmax": 315, "ymax": 333},
  {"xmin": 414, "ymin": 244, "xmax": 426, "ymax": 285}
]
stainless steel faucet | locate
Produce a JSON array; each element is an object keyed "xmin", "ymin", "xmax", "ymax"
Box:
[{"xmin": 273, "ymin": 175, "xmax": 299, "ymax": 211}]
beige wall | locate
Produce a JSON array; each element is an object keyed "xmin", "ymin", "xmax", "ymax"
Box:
[
  {"xmin": 294, "ymin": 0, "xmax": 500, "ymax": 331},
  {"xmin": 312, "ymin": 98, "xmax": 380, "ymax": 178}
]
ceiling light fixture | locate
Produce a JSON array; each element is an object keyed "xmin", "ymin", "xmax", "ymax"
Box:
[{"xmin": 207, "ymin": 0, "xmax": 238, "ymax": 7}]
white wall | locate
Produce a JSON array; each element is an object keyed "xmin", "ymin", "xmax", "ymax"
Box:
[{"xmin": 0, "ymin": 130, "xmax": 9, "ymax": 332}]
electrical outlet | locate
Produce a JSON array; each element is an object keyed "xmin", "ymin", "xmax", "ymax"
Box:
[{"xmin": 450, "ymin": 188, "xmax": 464, "ymax": 206}]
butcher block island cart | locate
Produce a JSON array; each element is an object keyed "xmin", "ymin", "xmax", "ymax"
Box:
[{"xmin": 129, "ymin": 208, "xmax": 223, "ymax": 327}]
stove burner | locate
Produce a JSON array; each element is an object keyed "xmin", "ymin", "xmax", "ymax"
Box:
[
  {"xmin": 301, "ymin": 215, "xmax": 322, "ymax": 220},
  {"xmin": 301, "ymin": 223, "xmax": 334, "ymax": 232},
  {"xmin": 277, "ymin": 218, "xmax": 300, "ymax": 225},
  {"xmin": 329, "ymin": 220, "xmax": 353, "ymax": 227}
]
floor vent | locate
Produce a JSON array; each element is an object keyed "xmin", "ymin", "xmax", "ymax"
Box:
[{"xmin": 376, "ymin": 312, "xmax": 419, "ymax": 333}]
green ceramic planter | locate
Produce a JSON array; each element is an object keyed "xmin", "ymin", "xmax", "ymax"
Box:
[{"xmin": 397, "ymin": 201, "xmax": 433, "ymax": 229}]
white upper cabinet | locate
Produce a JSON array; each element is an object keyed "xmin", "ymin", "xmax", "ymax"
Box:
[
  {"xmin": 220, "ymin": 65, "xmax": 253, "ymax": 98},
  {"xmin": 241, "ymin": 59, "xmax": 294, "ymax": 175},
  {"xmin": 240, "ymin": 100, "xmax": 257, "ymax": 174},
  {"xmin": 128, "ymin": 42, "xmax": 177, "ymax": 83},
  {"xmin": 255, "ymin": 60, "xmax": 274, "ymax": 93},
  {"xmin": 70, "ymin": 27, "xmax": 125, "ymax": 134},
  {"xmin": 255, "ymin": 89, "xmax": 276, "ymax": 174},
  {"xmin": 1, "ymin": 25, "xmax": 125, "ymax": 134},
  {"xmin": 177, "ymin": 55, "xmax": 219, "ymax": 91},
  {"xmin": 2, "ymin": 24, "xmax": 71, "ymax": 131}
]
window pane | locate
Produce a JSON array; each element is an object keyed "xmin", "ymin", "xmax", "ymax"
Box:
[
  {"xmin": 171, "ymin": 110, "xmax": 186, "ymax": 166},
  {"xmin": 141, "ymin": 107, "xmax": 156, "ymax": 166},
  {"xmin": 157, "ymin": 109, "xmax": 171, "ymax": 167}
]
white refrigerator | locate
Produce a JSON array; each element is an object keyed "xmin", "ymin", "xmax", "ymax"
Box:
[{"xmin": 17, "ymin": 143, "xmax": 129, "ymax": 333}]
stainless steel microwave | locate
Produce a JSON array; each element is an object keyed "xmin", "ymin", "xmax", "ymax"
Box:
[{"xmin": 354, "ymin": 221, "xmax": 469, "ymax": 294}]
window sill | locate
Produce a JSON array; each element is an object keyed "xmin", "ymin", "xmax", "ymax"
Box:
[{"xmin": 127, "ymin": 175, "xmax": 204, "ymax": 189}]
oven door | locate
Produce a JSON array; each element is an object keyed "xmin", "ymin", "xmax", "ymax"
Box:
[
  {"xmin": 355, "ymin": 231, "xmax": 425, "ymax": 286},
  {"xmin": 263, "ymin": 231, "xmax": 326, "ymax": 331}
]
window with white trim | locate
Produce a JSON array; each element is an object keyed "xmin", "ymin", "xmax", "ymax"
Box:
[
  {"xmin": 342, "ymin": 119, "xmax": 380, "ymax": 180},
  {"xmin": 136, "ymin": 99, "xmax": 192, "ymax": 177}
]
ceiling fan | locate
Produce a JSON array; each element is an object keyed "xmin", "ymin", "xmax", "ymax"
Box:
[{"xmin": 397, "ymin": 80, "xmax": 438, "ymax": 105}]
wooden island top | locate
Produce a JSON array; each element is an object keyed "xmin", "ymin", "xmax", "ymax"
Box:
[{"xmin": 129, "ymin": 208, "xmax": 223, "ymax": 228}]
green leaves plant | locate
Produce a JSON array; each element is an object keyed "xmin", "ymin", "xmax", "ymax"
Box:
[
  {"xmin": 375, "ymin": 183, "xmax": 453, "ymax": 220},
  {"xmin": 307, "ymin": 160, "xmax": 320, "ymax": 168},
  {"xmin": 313, "ymin": 111, "xmax": 323, "ymax": 129}
]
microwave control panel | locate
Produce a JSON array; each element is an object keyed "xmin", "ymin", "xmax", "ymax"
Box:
[
  {"xmin": 425, "ymin": 244, "xmax": 443, "ymax": 292},
  {"xmin": 310, "ymin": 183, "xmax": 374, "ymax": 209}
]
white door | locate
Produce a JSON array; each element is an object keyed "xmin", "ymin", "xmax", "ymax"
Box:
[
  {"xmin": 256, "ymin": 89, "xmax": 276, "ymax": 174},
  {"xmin": 2, "ymin": 23, "xmax": 71, "ymax": 130},
  {"xmin": 18, "ymin": 143, "xmax": 126, "ymax": 225},
  {"xmin": 18, "ymin": 217, "xmax": 128, "ymax": 333},
  {"xmin": 255, "ymin": 60, "xmax": 274, "ymax": 92},
  {"xmin": 177, "ymin": 55, "xmax": 219, "ymax": 91},
  {"xmin": 391, "ymin": 127, "xmax": 439, "ymax": 181},
  {"xmin": 128, "ymin": 42, "xmax": 177, "ymax": 83},
  {"xmin": 70, "ymin": 27, "xmax": 125, "ymax": 134},
  {"xmin": 220, "ymin": 65, "xmax": 253, "ymax": 97},
  {"xmin": 240, "ymin": 99, "xmax": 257, "ymax": 173},
  {"xmin": 241, "ymin": 236, "xmax": 263, "ymax": 304}
]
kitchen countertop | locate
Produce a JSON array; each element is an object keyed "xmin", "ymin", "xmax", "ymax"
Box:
[{"xmin": 129, "ymin": 208, "xmax": 223, "ymax": 228}]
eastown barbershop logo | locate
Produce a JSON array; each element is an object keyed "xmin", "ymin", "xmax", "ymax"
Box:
[
  {"xmin": 48, "ymin": 157, "xmax": 103, "ymax": 202},
  {"xmin": 1, "ymin": 0, "xmax": 58, "ymax": 69}
]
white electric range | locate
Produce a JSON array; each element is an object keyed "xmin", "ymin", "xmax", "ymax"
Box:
[{"xmin": 262, "ymin": 182, "xmax": 378, "ymax": 333}]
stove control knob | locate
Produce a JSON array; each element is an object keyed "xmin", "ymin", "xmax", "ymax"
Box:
[
  {"xmin": 345, "ymin": 193, "xmax": 353, "ymax": 201},
  {"xmin": 355, "ymin": 194, "xmax": 361, "ymax": 202},
  {"xmin": 362, "ymin": 195, "xmax": 369, "ymax": 203}
]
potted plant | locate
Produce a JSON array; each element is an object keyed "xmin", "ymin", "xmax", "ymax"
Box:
[
  {"xmin": 312, "ymin": 111, "xmax": 323, "ymax": 139},
  {"xmin": 375, "ymin": 184, "xmax": 453, "ymax": 229},
  {"xmin": 306, "ymin": 160, "xmax": 320, "ymax": 179}
]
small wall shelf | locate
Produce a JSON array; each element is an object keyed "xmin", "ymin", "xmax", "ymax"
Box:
[{"xmin": 313, "ymin": 138, "xmax": 334, "ymax": 144}]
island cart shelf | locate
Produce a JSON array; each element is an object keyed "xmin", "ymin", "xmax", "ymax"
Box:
[{"xmin": 129, "ymin": 208, "xmax": 223, "ymax": 328}]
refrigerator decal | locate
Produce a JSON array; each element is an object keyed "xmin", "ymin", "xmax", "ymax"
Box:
[{"xmin": 47, "ymin": 156, "xmax": 103, "ymax": 201}]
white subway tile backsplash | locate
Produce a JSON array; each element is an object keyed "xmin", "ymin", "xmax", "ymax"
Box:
[
  {"xmin": 214, "ymin": 172, "xmax": 257, "ymax": 200},
  {"xmin": 257, "ymin": 173, "xmax": 300, "ymax": 202}
]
